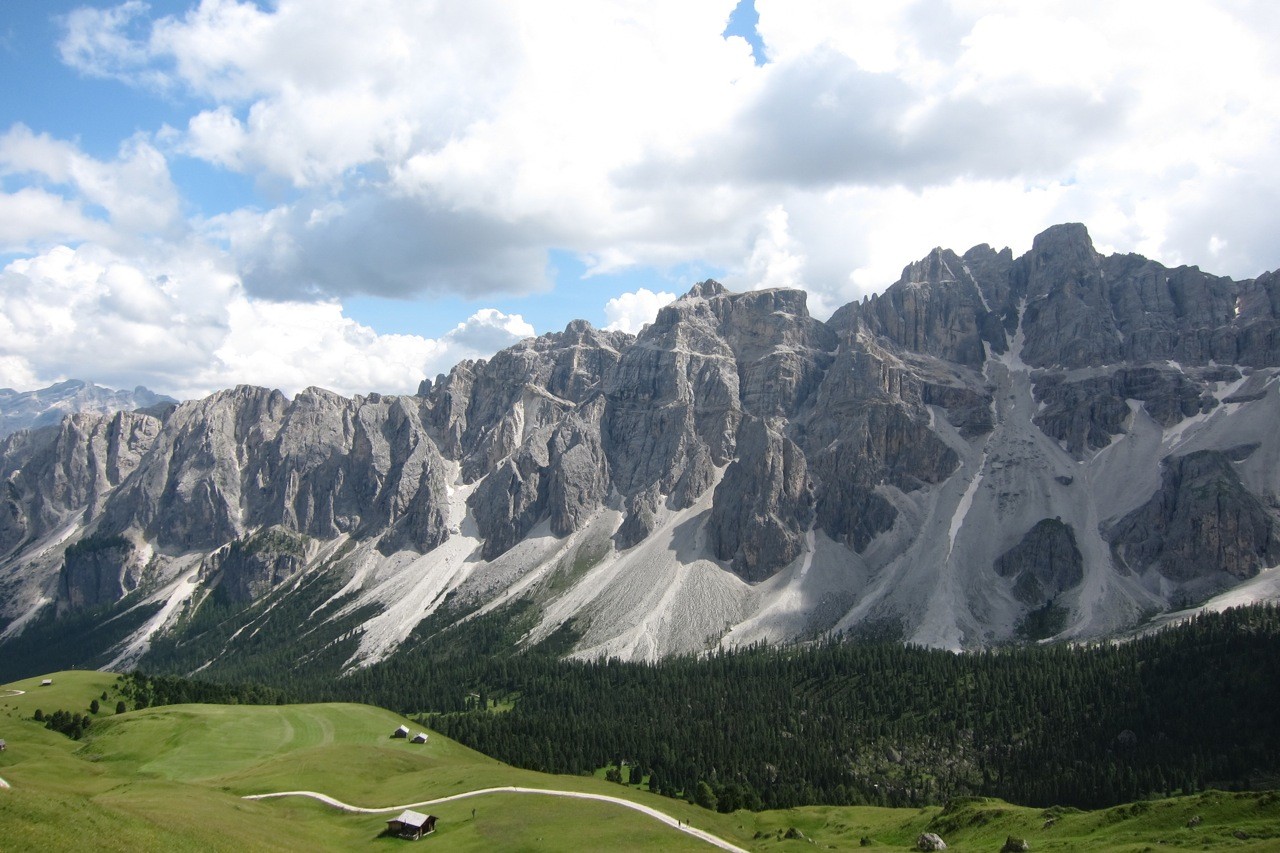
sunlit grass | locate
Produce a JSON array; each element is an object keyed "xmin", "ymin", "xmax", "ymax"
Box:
[{"xmin": 3, "ymin": 671, "xmax": 1278, "ymax": 851}]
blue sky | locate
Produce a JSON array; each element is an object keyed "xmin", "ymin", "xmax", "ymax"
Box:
[{"xmin": 1, "ymin": 1, "xmax": 1277, "ymax": 399}]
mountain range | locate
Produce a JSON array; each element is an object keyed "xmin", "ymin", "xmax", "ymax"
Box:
[
  {"xmin": 0, "ymin": 379, "xmax": 174, "ymax": 438},
  {"xmin": 2, "ymin": 222, "xmax": 1278, "ymax": 677}
]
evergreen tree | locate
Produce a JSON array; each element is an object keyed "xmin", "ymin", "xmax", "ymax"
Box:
[{"xmin": 695, "ymin": 781, "xmax": 718, "ymax": 812}]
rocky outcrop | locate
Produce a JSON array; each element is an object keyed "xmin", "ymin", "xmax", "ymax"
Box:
[
  {"xmin": 831, "ymin": 246, "xmax": 1006, "ymax": 367},
  {"xmin": 994, "ymin": 518, "xmax": 1084, "ymax": 606},
  {"xmin": 1106, "ymin": 260, "xmax": 1280, "ymax": 366},
  {"xmin": 1011, "ymin": 224, "xmax": 1280, "ymax": 369},
  {"xmin": 25, "ymin": 386, "xmax": 456, "ymax": 612},
  {"xmin": 1107, "ymin": 450, "xmax": 1280, "ymax": 586},
  {"xmin": 1033, "ymin": 366, "xmax": 1217, "ymax": 455},
  {"xmin": 1016, "ymin": 223, "xmax": 1126, "ymax": 368},
  {"xmin": 802, "ymin": 342, "xmax": 959, "ymax": 552},
  {"xmin": 603, "ymin": 283, "xmax": 835, "ymax": 560},
  {"xmin": 0, "ymin": 410, "xmax": 163, "ymax": 558},
  {"xmin": 94, "ymin": 387, "xmax": 452, "ymax": 557},
  {"xmin": 57, "ymin": 534, "xmax": 143, "ymax": 612},
  {"xmin": 708, "ymin": 417, "xmax": 814, "ymax": 582},
  {"xmin": 217, "ymin": 528, "xmax": 308, "ymax": 604},
  {"xmin": 258, "ymin": 388, "xmax": 451, "ymax": 555},
  {"xmin": 470, "ymin": 400, "xmax": 609, "ymax": 560},
  {"xmin": 422, "ymin": 321, "xmax": 630, "ymax": 481},
  {"xmin": 921, "ymin": 380, "xmax": 994, "ymax": 438},
  {"xmin": 97, "ymin": 386, "xmax": 290, "ymax": 550}
]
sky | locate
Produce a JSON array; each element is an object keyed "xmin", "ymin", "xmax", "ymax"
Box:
[{"xmin": 1, "ymin": 0, "xmax": 1278, "ymax": 400}]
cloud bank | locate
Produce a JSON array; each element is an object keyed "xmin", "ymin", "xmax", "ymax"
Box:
[{"xmin": 1, "ymin": 0, "xmax": 1277, "ymax": 398}]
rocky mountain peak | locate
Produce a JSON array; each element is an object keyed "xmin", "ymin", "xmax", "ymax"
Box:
[
  {"xmin": 829, "ymin": 244, "xmax": 1003, "ymax": 367},
  {"xmin": 1029, "ymin": 221, "xmax": 1095, "ymax": 259},
  {"xmin": 683, "ymin": 279, "xmax": 729, "ymax": 300}
]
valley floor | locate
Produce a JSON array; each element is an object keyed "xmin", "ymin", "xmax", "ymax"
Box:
[{"xmin": 1, "ymin": 670, "xmax": 1279, "ymax": 851}]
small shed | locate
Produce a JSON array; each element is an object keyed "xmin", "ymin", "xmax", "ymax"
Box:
[
  {"xmin": 0, "ymin": 738, "xmax": 7, "ymax": 751},
  {"xmin": 391, "ymin": 724, "xmax": 410, "ymax": 739},
  {"xmin": 387, "ymin": 809, "xmax": 437, "ymax": 840},
  {"xmin": 40, "ymin": 679, "xmax": 52, "ymax": 686},
  {"xmin": 410, "ymin": 732, "xmax": 429, "ymax": 744}
]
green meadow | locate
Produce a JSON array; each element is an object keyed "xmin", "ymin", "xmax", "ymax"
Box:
[{"xmin": 1, "ymin": 671, "xmax": 1278, "ymax": 851}]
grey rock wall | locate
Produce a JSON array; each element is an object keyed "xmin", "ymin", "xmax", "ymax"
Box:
[
  {"xmin": 1107, "ymin": 449, "xmax": 1280, "ymax": 587},
  {"xmin": 994, "ymin": 518, "xmax": 1084, "ymax": 606}
]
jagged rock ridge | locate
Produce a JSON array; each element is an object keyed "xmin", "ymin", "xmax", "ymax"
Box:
[{"xmin": 1, "ymin": 223, "xmax": 1278, "ymax": 672}]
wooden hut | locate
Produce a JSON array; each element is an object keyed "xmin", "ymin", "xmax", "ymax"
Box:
[
  {"xmin": 410, "ymin": 732, "xmax": 429, "ymax": 744},
  {"xmin": 391, "ymin": 724, "xmax": 410, "ymax": 739},
  {"xmin": 387, "ymin": 809, "xmax": 437, "ymax": 839},
  {"xmin": 40, "ymin": 679, "xmax": 52, "ymax": 686},
  {"xmin": 0, "ymin": 738, "xmax": 7, "ymax": 751}
]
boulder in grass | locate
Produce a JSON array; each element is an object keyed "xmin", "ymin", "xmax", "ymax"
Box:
[{"xmin": 917, "ymin": 832, "xmax": 947, "ymax": 851}]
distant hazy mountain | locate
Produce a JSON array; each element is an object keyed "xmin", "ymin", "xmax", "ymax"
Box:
[
  {"xmin": 0, "ymin": 380, "xmax": 176, "ymax": 438},
  {"xmin": 1, "ymin": 223, "xmax": 1278, "ymax": 678}
]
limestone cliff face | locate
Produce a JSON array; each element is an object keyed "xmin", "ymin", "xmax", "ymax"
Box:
[
  {"xmin": 0, "ymin": 409, "xmax": 163, "ymax": 559},
  {"xmin": 422, "ymin": 320, "xmax": 630, "ymax": 482},
  {"xmin": 97, "ymin": 386, "xmax": 290, "ymax": 550},
  {"xmin": 57, "ymin": 534, "xmax": 144, "ymax": 613},
  {"xmin": 256, "ymin": 388, "xmax": 450, "ymax": 555},
  {"xmin": 1012, "ymin": 224, "xmax": 1280, "ymax": 370},
  {"xmin": 1107, "ymin": 450, "xmax": 1280, "ymax": 588},
  {"xmin": 830, "ymin": 245, "xmax": 1009, "ymax": 368},
  {"xmin": 707, "ymin": 417, "xmax": 814, "ymax": 582},
  {"xmin": 470, "ymin": 399, "xmax": 609, "ymax": 560},
  {"xmin": 800, "ymin": 340, "xmax": 961, "ymax": 552},
  {"xmin": 1016, "ymin": 223, "xmax": 1127, "ymax": 368},
  {"xmin": 602, "ymin": 282, "xmax": 835, "ymax": 560},
  {"xmin": 87, "ymin": 386, "xmax": 453, "ymax": 559},
  {"xmin": 1033, "ymin": 366, "xmax": 1218, "ymax": 456}
]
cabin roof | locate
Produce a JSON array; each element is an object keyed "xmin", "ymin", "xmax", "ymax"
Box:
[{"xmin": 391, "ymin": 809, "xmax": 431, "ymax": 828}]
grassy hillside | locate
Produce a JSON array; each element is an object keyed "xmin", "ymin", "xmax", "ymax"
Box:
[{"xmin": 2, "ymin": 671, "xmax": 1278, "ymax": 851}]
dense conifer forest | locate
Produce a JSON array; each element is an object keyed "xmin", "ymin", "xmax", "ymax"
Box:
[{"xmin": 118, "ymin": 604, "xmax": 1280, "ymax": 813}]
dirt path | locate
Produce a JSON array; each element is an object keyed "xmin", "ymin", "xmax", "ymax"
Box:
[
  {"xmin": 0, "ymin": 777, "xmax": 10, "ymax": 789},
  {"xmin": 245, "ymin": 785, "xmax": 749, "ymax": 852},
  {"xmin": 1, "ymin": 689, "xmax": 25, "ymax": 697}
]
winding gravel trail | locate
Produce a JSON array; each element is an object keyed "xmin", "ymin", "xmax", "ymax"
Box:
[{"xmin": 245, "ymin": 785, "xmax": 749, "ymax": 851}]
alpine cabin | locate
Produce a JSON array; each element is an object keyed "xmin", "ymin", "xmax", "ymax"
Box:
[{"xmin": 387, "ymin": 810, "xmax": 436, "ymax": 839}]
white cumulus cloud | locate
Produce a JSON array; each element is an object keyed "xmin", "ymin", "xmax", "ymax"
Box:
[
  {"xmin": 603, "ymin": 288, "xmax": 677, "ymax": 334},
  {"xmin": 0, "ymin": 239, "xmax": 535, "ymax": 400}
]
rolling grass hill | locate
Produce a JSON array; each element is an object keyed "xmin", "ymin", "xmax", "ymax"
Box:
[{"xmin": 2, "ymin": 671, "xmax": 1278, "ymax": 851}]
